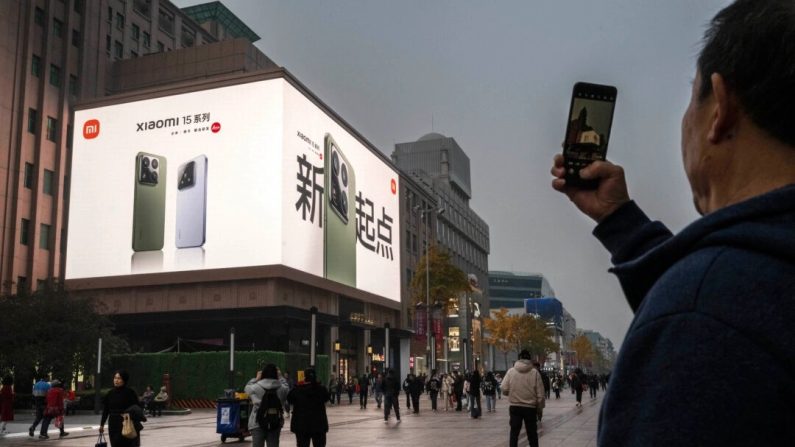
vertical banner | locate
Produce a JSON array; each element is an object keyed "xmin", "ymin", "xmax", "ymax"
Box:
[{"xmin": 416, "ymin": 306, "xmax": 427, "ymax": 336}]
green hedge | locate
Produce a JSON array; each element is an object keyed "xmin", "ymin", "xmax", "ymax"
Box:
[{"xmin": 108, "ymin": 351, "xmax": 328, "ymax": 401}]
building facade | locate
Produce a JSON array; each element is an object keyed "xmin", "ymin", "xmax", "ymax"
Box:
[
  {"xmin": 488, "ymin": 270, "xmax": 555, "ymax": 311},
  {"xmin": 3, "ymin": 0, "xmax": 419, "ymax": 387},
  {"xmin": 392, "ymin": 133, "xmax": 491, "ymax": 373},
  {"xmin": 0, "ymin": 0, "xmax": 252, "ymax": 294}
]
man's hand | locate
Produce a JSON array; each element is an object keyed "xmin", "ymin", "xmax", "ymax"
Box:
[
  {"xmin": 99, "ymin": 426, "xmax": 104, "ymax": 434},
  {"xmin": 551, "ymin": 154, "xmax": 631, "ymax": 222}
]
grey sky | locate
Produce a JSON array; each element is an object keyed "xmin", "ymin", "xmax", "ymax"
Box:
[{"xmin": 175, "ymin": 0, "xmax": 730, "ymax": 348}]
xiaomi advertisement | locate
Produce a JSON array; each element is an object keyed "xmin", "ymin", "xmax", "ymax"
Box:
[{"xmin": 67, "ymin": 78, "xmax": 401, "ymax": 302}]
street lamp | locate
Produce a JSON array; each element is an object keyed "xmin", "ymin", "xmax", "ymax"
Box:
[
  {"xmin": 367, "ymin": 344, "xmax": 373, "ymax": 374},
  {"xmin": 414, "ymin": 204, "xmax": 444, "ymax": 374},
  {"xmin": 334, "ymin": 340, "xmax": 340, "ymax": 377}
]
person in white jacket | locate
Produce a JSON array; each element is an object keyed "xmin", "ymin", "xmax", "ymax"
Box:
[
  {"xmin": 501, "ymin": 350, "xmax": 545, "ymax": 447},
  {"xmin": 245, "ymin": 364, "xmax": 289, "ymax": 447}
]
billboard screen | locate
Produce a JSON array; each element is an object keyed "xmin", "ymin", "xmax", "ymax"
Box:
[{"xmin": 67, "ymin": 78, "xmax": 401, "ymax": 302}]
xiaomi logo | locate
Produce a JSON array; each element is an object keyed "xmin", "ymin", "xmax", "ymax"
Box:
[{"xmin": 83, "ymin": 119, "xmax": 100, "ymax": 139}]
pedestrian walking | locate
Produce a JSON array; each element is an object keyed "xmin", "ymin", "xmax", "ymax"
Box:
[
  {"xmin": 29, "ymin": 375, "xmax": 51, "ymax": 437},
  {"xmin": 409, "ymin": 373, "xmax": 423, "ymax": 414},
  {"xmin": 99, "ymin": 370, "xmax": 143, "ymax": 447},
  {"xmin": 468, "ymin": 370, "xmax": 482, "ymax": 419},
  {"xmin": 482, "ymin": 371, "xmax": 498, "ymax": 413},
  {"xmin": 402, "ymin": 373, "xmax": 413, "ymax": 410},
  {"xmin": 245, "ymin": 363, "xmax": 289, "ymax": 447},
  {"xmin": 382, "ymin": 368, "xmax": 401, "ymax": 424},
  {"xmin": 346, "ymin": 378, "xmax": 355, "ymax": 405},
  {"xmin": 495, "ymin": 373, "xmax": 502, "ymax": 400},
  {"xmin": 552, "ymin": 377, "xmax": 561, "ymax": 400},
  {"xmin": 0, "ymin": 376, "xmax": 14, "ymax": 435},
  {"xmin": 327, "ymin": 375, "xmax": 337, "ymax": 406},
  {"xmin": 39, "ymin": 379, "xmax": 69, "ymax": 439},
  {"xmin": 283, "ymin": 371, "xmax": 295, "ymax": 417},
  {"xmin": 589, "ymin": 375, "xmax": 599, "ymax": 399},
  {"xmin": 537, "ymin": 365, "xmax": 550, "ymax": 400},
  {"xmin": 453, "ymin": 371, "xmax": 464, "ymax": 411},
  {"xmin": 374, "ymin": 373, "xmax": 384, "ymax": 409},
  {"xmin": 358, "ymin": 374, "xmax": 369, "ymax": 409},
  {"xmin": 502, "ymin": 350, "xmax": 545, "ymax": 447},
  {"xmin": 426, "ymin": 370, "xmax": 441, "ymax": 412},
  {"xmin": 287, "ymin": 368, "xmax": 329, "ymax": 447},
  {"xmin": 572, "ymin": 369, "xmax": 584, "ymax": 407},
  {"xmin": 441, "ymin": 373, "xmax": 453, "ymax": 411}
]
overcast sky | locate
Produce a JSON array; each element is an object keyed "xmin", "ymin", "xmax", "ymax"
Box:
[{"xmin": 175, "ymin": 0, "xmax": 731, "ymax": 348}]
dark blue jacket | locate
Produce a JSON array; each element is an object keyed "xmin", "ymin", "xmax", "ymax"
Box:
[{"xmin": 593, "ymin": 184, "xmax": 795, "ymax": 446}]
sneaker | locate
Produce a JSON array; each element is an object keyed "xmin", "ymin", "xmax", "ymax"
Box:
[
  {"xmin": 29, "ymin": 428, "xmax": 34, "ymax": 437},
  {"xmin": 39, "ymin": 434, "xmax": 49, "ymax": 439},
  {"xmin": 59, "ymin": 432, "xmax": 70, "ymax": 438},
  {"xmin": 396, "ymin": 418, "xmax": 401, "ymax": 424}
]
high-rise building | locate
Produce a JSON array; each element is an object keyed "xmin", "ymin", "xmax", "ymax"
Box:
[
  {"xmin": 393, "ymin": 133, "xmax": 490, "ymax": 372},
  {"xmin": 488, "ymin": 270, "xmax": 555, "ymax": 311},
  {"xmin": 0, "ymin": 0, "xmax": 259, "ymax": 294}
]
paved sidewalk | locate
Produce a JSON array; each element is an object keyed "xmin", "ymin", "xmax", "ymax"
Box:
[{"xmin": 0, "ymin": 390, "xmax": 602, "ymax": 446}]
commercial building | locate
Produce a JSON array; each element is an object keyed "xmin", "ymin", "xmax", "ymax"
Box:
[
  {"xmin": 392, "ymin": 133, "xmax": 491, "ymax": 373},
  {"xmin": 488, "ymin": 270, "xmax": 555, "ymax": 311},
  {"xmin": 3, "ymin": 0, "xmax": 430, "ymax": 386},
  {"xmin": 488, "ymin": 271, "xmax": 578, "ymax": 373},
  {"xmin": 578, "ymin": 329, "xmax": 615, "ymax": 371},
  {"xmin": 1, "ymin": 0, "xmax": 256, "ymax": 295}
]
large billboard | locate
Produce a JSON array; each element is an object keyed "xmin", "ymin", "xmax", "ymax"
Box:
[{"xmin": 67, "ymin": 78, "xmax": 401, "ymax": 302}]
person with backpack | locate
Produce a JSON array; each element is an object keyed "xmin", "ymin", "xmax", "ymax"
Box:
[
  {"xmin": 382, "ymin": 369, "xmax": 401, "ymax": 424},
  {"xmin": 287, "ymin": 368, "xmax": 329, "ymax": 447},
  {"xmin": 245, "ymin": 364, "xmax": 289, "ymax": 447},
  {"xmin": 402, "ymin": 373, "xmax": 413, "ymax": 410},
  {"xmin": 426, "ymin": 370, "xmax": 441, "ymax": 412},
  {"xmin": 482, "ymin": 371, "xmax": 498, "ymax": 413}
]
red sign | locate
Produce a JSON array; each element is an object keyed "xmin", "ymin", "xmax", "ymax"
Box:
[
  {"xmin": 415, "ymin": 307, "xmax": 427, "ymax": 336},
  {"xmin": 83, "ymin": 119, "xmax": 100, "ymax": 139},
  {"xmin": 211, "ymin": 122, "xmax": 221, "ymax": 133},
  {"xmin": 390, "ymin": 179, "xmax": 397, "ymax": 195}
]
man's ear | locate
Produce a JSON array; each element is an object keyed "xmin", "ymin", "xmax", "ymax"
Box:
[{"xmin": 707, "ymin": 72, "xmax": 739, "ymax": 144}]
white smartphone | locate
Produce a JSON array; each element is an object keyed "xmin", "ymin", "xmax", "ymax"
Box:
[{"xmin": 175, "ymin": 155, "xmax": 208, "ymax": 248}]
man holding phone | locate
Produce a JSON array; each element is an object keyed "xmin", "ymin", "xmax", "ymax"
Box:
[{"xmin": 551, "ymin": 0, "xmax": 794, "ymax": 445}]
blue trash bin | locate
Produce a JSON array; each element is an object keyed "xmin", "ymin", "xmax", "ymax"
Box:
[{"xmin": 217, "ymin": 398, "xmax": 250, "ymax": 443}]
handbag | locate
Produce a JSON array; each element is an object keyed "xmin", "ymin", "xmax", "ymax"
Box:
[
  {"xmin": 95, "ymin": 432, "xmax": 108, "ymax": 447},
  {"xmin": 54, "ymin": 415, "xmax": 64, "ymax": 429},
  {"xmin": 121, "ymin": 413, "xmax": 138, "ymax": 439}
]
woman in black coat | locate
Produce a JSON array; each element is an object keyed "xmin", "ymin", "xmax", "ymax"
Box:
[
  {"xmin": 99, "ymin": 370, "xmax": 142, "ymax": 447},
  {"xmin": 287, "ymin": 369, "xmax": 330, "ymax": 447}
]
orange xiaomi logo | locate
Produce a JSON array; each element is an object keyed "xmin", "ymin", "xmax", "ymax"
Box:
[{"xmin": 83, "ymin": 119, "xmax": 100, "ymax": 139}]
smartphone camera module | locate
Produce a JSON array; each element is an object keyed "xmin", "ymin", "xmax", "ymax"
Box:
[
  {"xmin": 178, "ymin": 161, "xmax": 195, "ymax": 190},
  {"xmin": 329, "ymin": 147, "xmax": 349, "ymax": 224},
  {"xmin": 139, "ymin": 155, "xmax": 160, "ymax": 186}
]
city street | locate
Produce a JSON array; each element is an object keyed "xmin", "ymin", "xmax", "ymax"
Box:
[{"xmin": 0, "ymin": 390, "xmax": 601, "ymax": 446}]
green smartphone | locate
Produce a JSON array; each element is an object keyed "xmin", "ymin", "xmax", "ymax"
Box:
[
  {"xmin": 324, "ymin": 134, "xmax": 356, "ymax": 287},
  {"xmin": 132, "ymin": 152, "xmax": 167, "ymax": 252}
]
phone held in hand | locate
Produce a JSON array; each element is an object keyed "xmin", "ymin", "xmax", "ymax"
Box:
[{"xmin": 562, "ymin": 82, "xmax": 617, "ymax": 189}]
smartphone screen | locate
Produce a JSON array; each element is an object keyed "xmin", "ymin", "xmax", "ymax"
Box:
[{"xmin": 563, "ymin": 82, "xmax": 617, "ymax": 188}]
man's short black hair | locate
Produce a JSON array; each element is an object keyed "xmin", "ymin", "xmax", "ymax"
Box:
[
  {"xmin": 697, "ymin": 0, "xmax": 795, "ymax": 147},
  {"xmin": 519, "ymin": 350, "xmax": 531, "ymax": 360}
]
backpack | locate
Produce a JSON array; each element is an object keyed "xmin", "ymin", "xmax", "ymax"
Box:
[
  {"xmin": 429, "ymin": 379, "xmax": 439, "ymax": 392},
  {"xmin": 256, "ymin": 387, "xmax": 284, "ymax": 431},
  {"xmin": 483, "ymin": 381, "xmax": 494, "ymax": 394}
]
